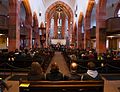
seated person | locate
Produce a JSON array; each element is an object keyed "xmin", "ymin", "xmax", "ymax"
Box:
[
  {"xmin": 68, "ymin": 62, "xmax": 81, "ymax": 80},
  {"xmin": 81, "ymin": 61, "xmax": 102, "ymax": 81},
  {"xmin": 27, "ymin": 62, "xmax": 45, "ymax": 80},
  {"xmin": 46, "ymin": 62, "xmax": 64, "ymax": 81},
  {"xmin": 69, "ymin": 54, "xmax": 77, "ymax": 63}
]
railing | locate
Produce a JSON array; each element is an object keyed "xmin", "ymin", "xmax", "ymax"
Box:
[
  {"xmin": 19, "ymin": 80, "xmax": 104, "ymax": 92},
  {"xmin": 0, "ymin": 15, "xmax": 8, "ymax": 29},
  {"xmin": 106, "ymin": 17, "xmax": 120, "ymax": 32}
]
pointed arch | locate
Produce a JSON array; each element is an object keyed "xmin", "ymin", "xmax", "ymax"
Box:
[
  {"xmin": 33, "ymin": 12, "xmax": 40, "ymax": 48},
  {"xmin": 85, "ymin": 0, "xmax": 95, "ymax": 18},
  {"xmin": 84, "ymin": 0, "xmax": 95, "ymax": 49},
  {"xmin": 22, "ymin": 0, "xmax": 32, "ymax": 24},
  {"xmin": 85, "ymin": 0, "xmax": 95, "ymax": 29},
  {"xmin": 33, "ymin": 12, "xmax": 38, "ymax": 27},
  {"xmin": 78, "ymin": 12, "xmax": 83, "ymax": 27},
  {"xmin": 45, "ymin": 1, "xmax": 74, "ymax": 47},
  {"xmin": 22, "ymin": 0, "xmax": 32, "ymax": 16},
  {"xmin": 45, "ymin": 1, "xmax": 73, "ymax": 22},
  {"xmin": 40, "ymin": 22, "xmax": 45, "ymax": 28},
  {"xmin": 22, "ymin": 0, "xmax": 32, "ymax": 48}
]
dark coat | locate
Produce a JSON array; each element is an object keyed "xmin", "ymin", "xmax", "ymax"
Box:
[
  {"xmin": 81, "ymin": 73, "xmax": 102, "ymax": 81},
  {"xmin": 81, "ymin": 71, "xmax": 103, "ymax": 92},
  {"xmin": 46, "ymin": 69, "xmax": 64, "ymax": 81},
  {"xmin": 68, "ymin": 72, "xmax": 81, "ymax": 80},
  {"xmin": 27, "ymin": 72, "xmax": 45, "ymax": 81}
]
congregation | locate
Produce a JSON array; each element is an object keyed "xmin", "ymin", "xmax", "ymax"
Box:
[{"xmin": 0, "ymin": 45, "xmax": 120, "ymax": 73}]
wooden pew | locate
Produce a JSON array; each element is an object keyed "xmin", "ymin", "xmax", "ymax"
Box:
[{"xmin": 19, "ymin": 80, "xmax": 104, "ymax": 92}]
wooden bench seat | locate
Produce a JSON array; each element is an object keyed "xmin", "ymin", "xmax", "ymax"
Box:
[{"xmin": 19, "ymin": 80, "xmax": 104, "ymax": 92}]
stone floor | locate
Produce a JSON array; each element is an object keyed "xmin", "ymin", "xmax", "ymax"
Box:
[{"xmin": 46, "ymin": 51, "xmax": 70, "ymax": 76}]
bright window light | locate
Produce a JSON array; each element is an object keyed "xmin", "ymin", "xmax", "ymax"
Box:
[
  {"xmin": 106, "ymin": 40, "xmax": 109, "ymax": 49},
  {"xmin": 0, "ymin": 34, "xmax": 4, "ymax": 36},
  {"xmin": 119, "ymin": 41, "xmax": 120, "ymax": 48},
  {"xmin": 7, "ymin": 37, "xmax": 8, "ymax": 47},
  {"xmin": 117, "ymin": 9, "xmax": 120, "ymax": 17}
]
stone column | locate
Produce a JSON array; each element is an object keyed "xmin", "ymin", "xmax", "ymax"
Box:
[
  {"xmin": 68, "ymin": 19, "xmax": 71, "ymax": 46},
  {"xmin": 54, "ymin": 14, "xmax": 58, "ymax": 38},
  {"xmin": 36, "ymin": 28, "xmax": 40, "ymax": 48},
  {"xmin": 96, "ymin": 2, "xmax": 106, "ymax": 54},
  {"xmin": 46, "ymin": 17, "xmax": 50, "ymax": 47},
  {"xmin": 8, "ymin": 0, "xmax": 20, "ymax": 52},
  {"xmin": 78, "ymin": 13, "xmax": 83, "ymax": 49},
  {"xmin": 25, "ymin": 15, "xmax": 32, "ymax": 49},
  {"xmin": 78, "ymin": 25, "xmax": 82, "ymax": 49},
  {"xmin": 84, "ymin": 17, "xmax": 91, "ymax": 49},
  {"xmin": 70, "ymin": 21, "xmax": 73, "ymax": 46},
  {"xmin": 61, "ymin": 16, "xmax": 65, "ymax": 39},
  {"xmin": 34, "ymin": 25, "xmax": 40, "ymax": 48},
  {"xmin": 72, "ymin": 23, "xmax": 76, "ymax": 45}
]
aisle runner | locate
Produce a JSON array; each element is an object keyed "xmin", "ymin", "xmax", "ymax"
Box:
[{"xmin": 46, "ymin": 51, "xmax": 70, "ymax": 76}]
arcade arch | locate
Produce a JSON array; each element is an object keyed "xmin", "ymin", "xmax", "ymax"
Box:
[
  {"xmin": 8, "ymin": 0, "xmax": 32, "ymax": 51},
  {"xmin": 45, "ymin": 1, "xmax": 73, "ymax": 47}
]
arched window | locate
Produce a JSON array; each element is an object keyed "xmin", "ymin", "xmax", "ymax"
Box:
[
  {"xmin": 117, "ymin": 9, "xmax": 120, "ymax": 17},
  {"xmin": 50, "ymin": 18, "xmax": 54, "ymax": 38}
]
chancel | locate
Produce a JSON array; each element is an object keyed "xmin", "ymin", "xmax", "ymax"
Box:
[{"xmin": 0, "ymin": 0, "xmax": 120, "ymax": 92}]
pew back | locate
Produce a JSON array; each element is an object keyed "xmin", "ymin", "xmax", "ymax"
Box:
[{"xmin": 19, "ymin": 80, "xmax": 104, "ymax": 92}]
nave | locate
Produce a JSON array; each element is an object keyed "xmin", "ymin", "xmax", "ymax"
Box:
[
  {"xmin": 46, "ymin": 51, "xmax": 70, "ymax": 76},
  {"xmin": 0, "ymin": 50, "xmax": 119, "ymax": 92}
]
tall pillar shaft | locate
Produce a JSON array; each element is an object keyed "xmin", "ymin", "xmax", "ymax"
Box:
[
  {"xmin": 70, "ymin": 23, "xmax": 73, "ymax": 45},
  {"xmin": 34, "ymin": 26, "xmax": 40, "ymax": 48},
  {"xmin": 54, "ymin": 15, "xmax": 58, "ymax": 38},
  {"xmin": 78, "ymin": 26, "xmax": 82, "ymax": 49},
  {"xmin": 25, "ymin": 16, "xmax": 32, "ymax": 49},
  {"xmin": 8, "ymin": 0, "xmax": 20, "ymax": 52},
  {"xmin": 96, "ymin": 27, "xmax": 106, "ymax": 53},
  {"xmin": 61, "ymin": 17, "xmax": 65, "ymax": 39},
  {"xmin": 72, "ymin": 24, "xmax": 76, "ymax": 45},
  {"xmin": 96, "ymin": 3, "xmax": 106, "ymax": 54},
  {"xmin": 84, "ymin": 17, "xmax": 91, "ymax": 49},
  {"xmin": 46, "ymin": 17, "xmax": 50, "ymax": 47},
  {"xmin": 27, "ymin": 27, "xmax": 32, "ymax": 49},
  {"xmin": 68, "ymin": 19, "xmax": 71, "ymax": 46}
]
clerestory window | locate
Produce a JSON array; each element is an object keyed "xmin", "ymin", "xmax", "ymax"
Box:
[{"xmin": 117, "ymin": 9, "xmax": 120, "ymax": 17}]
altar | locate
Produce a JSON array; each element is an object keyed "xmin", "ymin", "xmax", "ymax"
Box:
[{"xmin": 51, "ymin": 39, "xmax": 66, "ymax": 45}]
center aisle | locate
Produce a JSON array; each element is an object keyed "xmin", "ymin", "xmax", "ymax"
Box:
[{"xmin": 46, "ymin": 51, "xmax": 70, "ymax": 76}]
